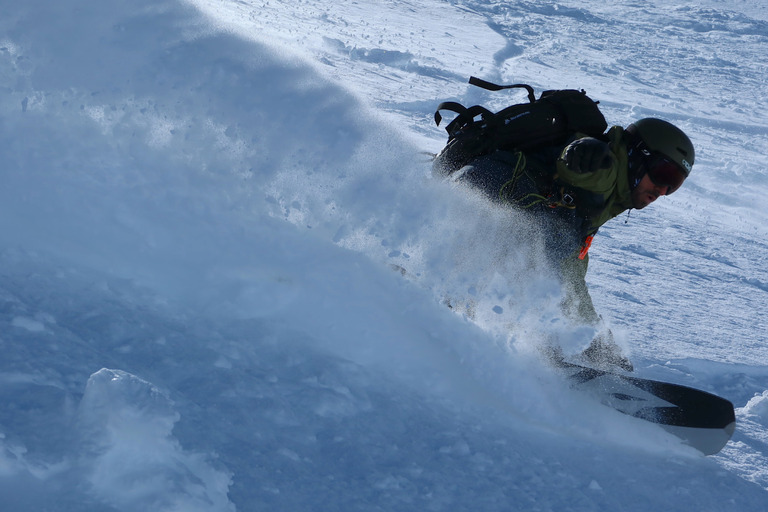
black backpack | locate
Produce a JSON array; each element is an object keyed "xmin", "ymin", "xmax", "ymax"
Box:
[{"xmin": 433, "ymin": 77, "xmax": 608, "ymax": 175}]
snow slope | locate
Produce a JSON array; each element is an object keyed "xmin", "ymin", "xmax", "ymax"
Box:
[{"xmin": 1, "ymin": 0, "xmax": 767, "ymax": 510}]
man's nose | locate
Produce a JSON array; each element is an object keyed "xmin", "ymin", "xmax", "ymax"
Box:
[{"xmin": 653, "ymin": 183, "xmax": 670, "ymax": 196}]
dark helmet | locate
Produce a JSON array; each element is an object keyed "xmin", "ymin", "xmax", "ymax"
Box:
[{"xmin": 625, "ymin": 118, "xmax": 695, "ymax": 193}]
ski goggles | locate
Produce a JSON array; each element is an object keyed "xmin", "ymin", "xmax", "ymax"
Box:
[
  {"xmin": 645, "ymin": 154, "xmax": 688, "ymax": 195},
  {"xmin": 629, "ymin": 143, "xmax": 688, "ymax": 195}
]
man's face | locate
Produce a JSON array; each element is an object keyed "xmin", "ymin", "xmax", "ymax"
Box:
[{"xmin": 630, "ymin": 173, "xmax": 671, "ymax": 209}]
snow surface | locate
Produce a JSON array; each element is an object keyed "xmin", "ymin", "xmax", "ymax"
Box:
[{"xmin": 1, "ymin": 0, "xmax": 767, "ymax": 509}]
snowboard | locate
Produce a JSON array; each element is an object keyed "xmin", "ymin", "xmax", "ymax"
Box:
[{"xmin": 556, "ymin": 360, "xmax": 736, "ymax": 455}]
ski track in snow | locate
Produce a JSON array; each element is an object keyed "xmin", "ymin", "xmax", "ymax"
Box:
[{"xmin": 1, "ymin": 0, "xmax": 768, "ymax": 509}]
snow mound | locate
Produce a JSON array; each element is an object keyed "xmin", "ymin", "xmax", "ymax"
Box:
[
  {"xmin": 743, "ymin": 391, "xmax": 768, "ymax": 424},
  {"xmin": 78, "ymin": 369, "xmax": 234, "ymax": 512}
]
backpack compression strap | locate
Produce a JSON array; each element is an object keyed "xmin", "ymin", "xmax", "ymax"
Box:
[
  {"xmin": 433, "ymin": 77, "xmax": 538, "ymax": 135},
  {"xmin": 434, "ymin": 102, "xmax": 494, "ymax": 134}
]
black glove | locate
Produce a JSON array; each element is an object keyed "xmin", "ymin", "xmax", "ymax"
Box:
[{"xmin": 561, "ymin": 137, "xmax": 614, "ymax": 173}]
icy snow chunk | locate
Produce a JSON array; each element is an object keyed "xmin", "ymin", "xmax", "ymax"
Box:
[
  {"xmin": 78, "ymin": 369, "xmax": 235, "ymax": 512},
  {"xmin": 743, "ymin": 390, "xmax": 768, "ymax": 423}
]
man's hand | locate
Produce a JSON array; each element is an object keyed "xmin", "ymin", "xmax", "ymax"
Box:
[{"xmin": 561, "ymin": 137, "xmax": 614, "ymax": 173}]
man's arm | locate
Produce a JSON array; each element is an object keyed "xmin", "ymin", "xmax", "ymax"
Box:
[{"xmin": 560, "ymin": 137, "xmax": 614, "ymax": 174}]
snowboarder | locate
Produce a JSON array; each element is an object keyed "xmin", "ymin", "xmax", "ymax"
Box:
[{"xmin": 433, "ymin": 118, "xmax": 695, "ymax": 371}]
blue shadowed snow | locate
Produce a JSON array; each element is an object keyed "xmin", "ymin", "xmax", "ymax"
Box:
[{"xmin": 1, "ymin": 0, "xmax": 767, "ymax": 510}]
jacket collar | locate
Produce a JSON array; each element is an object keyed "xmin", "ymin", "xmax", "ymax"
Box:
[{"xmin": 607, "ymin": 126, "xmax": 634, "ymax": 214}]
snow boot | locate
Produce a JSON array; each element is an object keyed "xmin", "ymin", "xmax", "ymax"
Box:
[{"xmin": 580, "ymin": 333, "xmax": 634, "ymax": 372}]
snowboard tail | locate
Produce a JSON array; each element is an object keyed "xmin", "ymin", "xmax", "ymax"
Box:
[{"xmin": 558, "ymin": 361, "xmax": 736, "ymax": 455}]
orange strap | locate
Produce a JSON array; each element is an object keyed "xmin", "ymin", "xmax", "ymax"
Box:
[{"xmin": 578, "ymin": 235, "xmax": 594, "ymax": 260}]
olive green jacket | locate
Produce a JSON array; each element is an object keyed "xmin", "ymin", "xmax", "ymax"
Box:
[
  {"xmin": 549, "ymin": 126, "xmax": 634, "ymax": 324},
  {"xmin": 554, "ymin": 125, "xmax": 634, "ymax": 238},
  {"xmin": 449, "ymin": 126, "xmax": 635, "ymax": 325}
]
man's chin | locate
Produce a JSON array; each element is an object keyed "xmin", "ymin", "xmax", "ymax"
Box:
[{"xmin": 631, "ymin": 199, "xmax": 649, "ymax": 209}]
